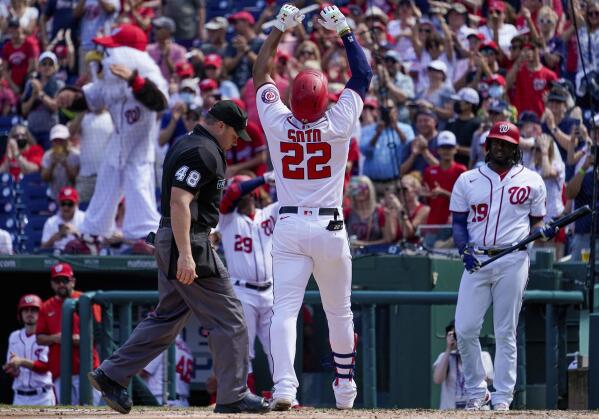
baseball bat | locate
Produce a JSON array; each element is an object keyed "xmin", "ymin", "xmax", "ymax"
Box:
[{"xmin": 479, "ymin": 205, "xmax": 593, "ymax": 268}]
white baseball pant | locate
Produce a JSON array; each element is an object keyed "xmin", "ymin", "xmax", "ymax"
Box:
[
  {"xmin": 54, "ymin": 375, "xmax": 101, "ymax": 405},
  {"xmin": 233, "ymin": 284, "xmax": 274, "ymax": 374},
  {"xmin": 80, "ymin": 160, "xmax": 160, "ymax": 240},
  {"xmin": 13, "ymin": 387, "xmax": 55, "ymax": 406},
  {"xmin": 455, "ymin": 251, "xmax": 529, "ymax": 406},
  {"xmin": 269, "ymin": 209, "xmax": 354, "ymax": 401}
]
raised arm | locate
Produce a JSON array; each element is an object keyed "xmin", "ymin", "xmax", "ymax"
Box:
[{"xmin": 253, "ymin": 4, "xmax": 304, "ymax": 90}]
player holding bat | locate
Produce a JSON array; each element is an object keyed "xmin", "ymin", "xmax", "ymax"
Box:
[{"xmin": 449, "ymin": 121, "xmax": 559, "ymax": 411}]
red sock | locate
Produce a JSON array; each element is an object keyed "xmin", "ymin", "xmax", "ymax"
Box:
[{"xmin": 247, "ymin": 372, "xmax": 256, "ymax": 394}]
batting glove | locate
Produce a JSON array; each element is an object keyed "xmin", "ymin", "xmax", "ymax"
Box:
[
  {"xmin": 274, "ymin": 4, "xmax": 305, "ymax": 33},
  {"xmin": 263, "ymin": 170, "xmax": 276, "ymax": 185},
  {"xmin": 318, "ymin": 5, "xmax": 351, "ymax": 35},
  {"xmin": 461, "ymin": 246, "xmax": 481, "ymax": 273},
  {"xmin": 534, "ymin": 224, "xmax": 559, "ymax": 241}
]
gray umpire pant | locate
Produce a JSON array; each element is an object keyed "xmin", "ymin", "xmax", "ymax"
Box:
[{"xmin": 100, "ymin": 226, "xmax": 249, "ymax": 404}]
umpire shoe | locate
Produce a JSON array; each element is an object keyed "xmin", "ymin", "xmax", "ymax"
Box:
[
  {"xmin": 88, "ymin": 368, "xmax": 132, "ymax": 414},
  {"xmin": 214, "ymin": 392, "xmax": 270, "ymax": 414}
]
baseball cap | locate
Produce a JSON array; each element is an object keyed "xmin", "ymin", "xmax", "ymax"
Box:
[
  {"xmin": 180, "ymin": 78, "xmax": 199, "ymax": 95},
  {"xmin": 449, "ymin": 3, "xmax": 467, "ymax": 14},
  {"xmin": 457, "ymin": 87, "xmax": 480, "ymax": 105},
  {"xmin": 487, "ymin": 121, "xmax": 520, "ymax": 144},
  {"xmin": 50, "ymin": 124, "xmax": 70, "ymax": 141},
  {"xmin": 276, "ymin": 50, "xmax": 290, "ymax": 62},
  {"xmin": 479, "ymin": 40, "xmax": 499, "ymax": 52},
  {"xmin": 427, "ymin": 60, "xmax": 448, "ymax": 76},
  {"xmin": 39, "ymin": 51, "xmax": 58, "ymax": 65},
  {"xmin": 547, "ymin": 90, "xmax": 568, "ymax": 102},
  {"xmin": 463, "ymin": 27, "xmax": 484, "ymax": 41},
  {"xmin": 176, "ymin": 61, "xmax": 195, "ymax": 78},
  {"xmin": 153, "ymin": 16, "xmax": 176, "ymax": 33},
  {"xmin": 384, "ymin": 50, "xmax": 402, "ymax": 63},
  {"xmin": 204, "ymin": 54, "xmax": 223, "ymax": 69},
  {"xmin": 51, "ymin": 262, "xmax": 74, "ymax": 280},
  {"xmin": 365, "ymin": 6, "xmax": 388, "ymax": 23},
  {"xmin": 205, "ymin": 16, "xmax": 228, "ymax": 31},
  {"xmin": 437, "ymin": 131, "xmax": 457, "ymax": 147},
  {"xmin": 518, "ymin": 110, "xmax": 541, "ymax": 126},
  {"xmin": 486, "ymin": 74, "xmax": 506, "ymax": 86},
  {"xmin": 54, "ymin": 44, "xmax": 67, "ymax": 59},
  {"xmin": 228, "ymin": 11, "xmax": 255, "ymax": 25},
  {"xmin": 93, "ymin": 24, "xmax": 148, "ymax": 51},
  {"xmin": 415, "ymin": 108, "xmax": 438, "ymax": 121},
  {"xmin": 200, "ymin": 78, "xmax": 218, "ymax": 92},
  {"xmin": 488, "ymin": 0, "xmax": 506, "ymax": 12},
  {"xmin": 58, "ymin": 186, "xmax": 79, "ymax": 203},
  {"xmin": 364, "ymin": 97, "xmax": 379, "ymax": 109},
  {"xmin": 209, "ymin": 100, "xmax": 251, "ymax": 142},
  {"xmin": 488, "ymin": 99, "xmax": 508, "ymax": 113}
]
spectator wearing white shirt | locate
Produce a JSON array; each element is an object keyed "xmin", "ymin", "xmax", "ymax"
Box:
[
  {"xmin": 433, "ymin": 320, "xmax": 494, "ymax": 409},
  {"xmin": 41, "ymin": 186, "xmax": 85, "ymax": 252},
  {"xmin": 41, "ymin": 124, "xmax": 80, "ymax": 200},
  {"xmin": 479, "ymin": 1, "xmax": 518, "ymax": 57},
  {"xmin": 69, "ymin": 109, "xmax": 113, "ymax": 204},
  {"xmin": 0, "ymin": 228, "xmax": 12, "ymax": 254}
]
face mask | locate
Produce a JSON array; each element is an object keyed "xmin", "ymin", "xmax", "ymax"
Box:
[
  {"xmin": 180, "ymin": 92, "xmax": 195, "ymax": 105},
  {"xmin": 16, "ymin": 139, "xmax": 28, "ymax": 149},
  {"xmin": 488, "ymin": 85, "xmax": 504, "ymax": 98}
]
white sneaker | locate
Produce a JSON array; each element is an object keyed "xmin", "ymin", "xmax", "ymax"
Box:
[
  {"xmin": 332, "ymin": 379, "xmax": 357, "ymax": 409},
  {"xmin": 493, "ymin": 402, "xmax": 510, "ymax": 411},
  {"xmin": 270, "ymin": 396, "xmax": 293, "ymax": 411},
  {"xmin": 465, "ymin": 391, "xmax": 491, "ymax": 411}
]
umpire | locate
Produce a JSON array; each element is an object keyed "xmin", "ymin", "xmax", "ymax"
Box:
[{"xmin": 88, "ymin": 101, "xmax": 269, "ymax": 414}]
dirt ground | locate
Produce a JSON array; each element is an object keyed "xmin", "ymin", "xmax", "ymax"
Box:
[{"xmin": 0, "ymin": 406, "xmax": 597, "ymax": 419}]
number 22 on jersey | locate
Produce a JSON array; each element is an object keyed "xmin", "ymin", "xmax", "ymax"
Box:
[{"xmin": 281, "ymin": 129, "xmax": 331, "ymax": 180}]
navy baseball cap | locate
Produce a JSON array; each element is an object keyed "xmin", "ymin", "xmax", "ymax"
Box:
[
  {"xmin": 208, "ymin": 100, "xmax": 251, "ymax": 142},
  {"xmin": 488, "ymin": 99, "xmax": 508, "ymax": 113},
  {"xmin": 518, "ymin": 111, "xmax": 541, "ymax": 126}
]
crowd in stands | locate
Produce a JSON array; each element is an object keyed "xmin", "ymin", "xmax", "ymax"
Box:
[{"xmin": 0, "ymin": 0, "xmax": 597, "ymax": 260}]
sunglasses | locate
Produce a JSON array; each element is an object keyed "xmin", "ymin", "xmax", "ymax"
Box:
[
  {"xmin": 40, "ymin": 60, "xmax": 54, "ymax": 67},
  {"xmin": 480, "ymin": 49, "xmax": 496, "ymax": 56},
  {"xmin": 539, "ymin": 18, "xmax": 555, "ymax": 24},
  {"xmin": 419, "ymin": 28, "xmax": 432, "ymax": 33},
  {"xmin": 298, "ymin": 50, "xmax": 316, "ymax": 56},
  {"xmin": 510, "ymin": 44, "xmax": 522, "ymax": 50},
  {"xmin": 588, "ymin": 11, "xmax": 599, "ymax": 17},
  {"xmin": 51, "ymin": 276, "xmax": 71, "ymax": 284},
  {"xmin": 489, "ymin": 9, "xmax": 502, "ymax": 15},
  {"xmin": 60, "ymin": 201, "xmax": 75, "ymax": 207}
]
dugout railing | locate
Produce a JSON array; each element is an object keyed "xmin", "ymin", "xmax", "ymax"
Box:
[{"xmin": 61, "ymin": 289, "xmax": 585, "ymax": 408}]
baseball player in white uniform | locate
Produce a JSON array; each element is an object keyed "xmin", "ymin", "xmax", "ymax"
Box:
[
  {"xmin": 253, "ymin": 4, "xmax": 372, "ymax": 410},
  {"xmin": 449, "ymin": 121, "xmax": 559, "ymax": 411},
  {"xmin": 55, "ymin": 24, "xmax": 168, "ymax": 243},
  {"xmin": 3, "ymin": 295, "xmax": 54, "ymax": 406},
  {"xmin": 140, "ymin": 335, "xmax": 193, "ymax": 406},
  {"xmin": 218, "ymin": 172, "xmax": 278, "ymax": 390}
]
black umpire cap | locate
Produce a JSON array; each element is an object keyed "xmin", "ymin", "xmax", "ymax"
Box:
[{"xmin": 208, "ymin": 100, "xmax": 251, "ymax": 142}]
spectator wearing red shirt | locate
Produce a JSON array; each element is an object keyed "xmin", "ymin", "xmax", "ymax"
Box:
[
  {"xmin": 1, "ymin": 19, "xmax": 38, "ymax": 92},
  {"xmin": 225, "ymin": 98, "xmax": 268, "ymax": 178},
  {"xmin": 35, "ymin": 263, "xmax": 101, "ymax": 405},
  {"xmin": 0, "ymin": 124, "xmax": 43, "ymax": 179},
  {"xmin": 423, "ymin": 131, "xmax": 467, "ymax": 225},
  {"xmin": 507, "ymin": 39, "xmax": 557, "ymax": 117}
]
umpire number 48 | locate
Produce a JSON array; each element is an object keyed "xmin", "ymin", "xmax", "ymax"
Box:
[{"xmin": 175, "ymin": 165, "xmax": 201, "ymax": 187}]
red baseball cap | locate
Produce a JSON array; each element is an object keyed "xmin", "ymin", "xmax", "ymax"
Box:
[
  {"xmin": 479, "ymin": 40, "xmax": 499, "ymax": 52},
  {"xmin": 175, "ymin": 61, "xmax": 195, "ymax": 78},
  {"xmin": 276, "ymin": 50, "xmax": 290, "ymax": 62},
  {"xmin": 486, "ymin": 74, "xmax": 506, "ymax": 86},
  {"xmin": 51, "ymin": 262, "xmax": 74, "ymax": 279},
  {"xmin": 228, "ymin": 11, "xmax": 255, "ymax": 25},
  {"xmin": 58, "ymin": 186, "xmax": 79, "ymax": 203},
  {"xmin": 93, "ymin": 24, "xmax": 148, "ymax": 51},
  {"xmin": 204, "ymin": 54, "xmax": 222, "ymax": 69},
  {"xmin": 54, "ymin": 44, "xmax": 67, "ymax": 59},
  {"xmin": 364, "ymin": 97, "xmax": 379, "ymax": 109},
  {"xmin": 487, "ymin": 121, "xmax": 520, "ymax": 145},
  {"xmin": 200, "ymin": 78, "xmax": 219, "ymax": 91},
  {"xmin": 488, "ymin": 0, "xmax": 506, "ymax": 12}
]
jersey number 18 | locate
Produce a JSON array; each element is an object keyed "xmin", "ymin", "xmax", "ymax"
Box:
[{"xmin": 280, "ymin": 142, "xmax": 332, "ymax": 180}]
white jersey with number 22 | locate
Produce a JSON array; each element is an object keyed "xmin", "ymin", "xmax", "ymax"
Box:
[{"xmin": 256, "ymin": 83, "xmax": 363, "ymax": 208}]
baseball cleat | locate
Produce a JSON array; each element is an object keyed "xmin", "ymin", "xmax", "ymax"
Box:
[
  {"xmin": 465, "ymin": 391, "xmax": 491, "ymax": 411},
  {"xmin": 332, "ymin": 379, "xmax": 357, "ymax": 409},
  {"xmin": 493, "ymin": 401, "xmax": 510, "ymax": 411},
  {"xmin": 88, "ymin": 368, "xmax": 132, "ymax": 414},
  {"xmin": 270, "ymin": 396, "xmax": 293, "ymax": 411},
  {"xmin": 213, "ymin": 392, "xmax": 270, "ymax": 414}
]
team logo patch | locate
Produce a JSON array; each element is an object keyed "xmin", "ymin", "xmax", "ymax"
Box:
[
  {"xmin": 499, "ymin": 123, "xmax": 509, "ymax": 134},
  {"xmin": 125, "ymin": 106, "xmax": 141, "ymax": 124},
  {"xmin": 261, "ymin": 87, "xmax": 279, "ymax": 104}
]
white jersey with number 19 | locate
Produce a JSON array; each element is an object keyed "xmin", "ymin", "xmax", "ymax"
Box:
[{"xmin": 256, "ymin": 83, "xmax": 363, "ymax": 208}]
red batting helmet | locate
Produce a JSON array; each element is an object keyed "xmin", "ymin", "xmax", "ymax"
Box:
[
  {"xmin": 486, "ymin": 121, "xmax": 520, "ymax": 145},
  {"xmin": 290, "ymin": 69, "xmax": 329, "ymax": 123},
  {"xmin": 17, "ymin": 294, "xmax": 42, "ymax": 319}
]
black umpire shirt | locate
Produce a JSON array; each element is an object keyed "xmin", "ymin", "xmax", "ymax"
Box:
[{"xmin": 161, "ymin": 125, "xmax": 227, "ymax": 228}]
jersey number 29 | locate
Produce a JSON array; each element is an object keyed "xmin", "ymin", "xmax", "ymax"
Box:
[{"xmin": 280, "ymin": 143, "xmax": 332, "ymax": 180}]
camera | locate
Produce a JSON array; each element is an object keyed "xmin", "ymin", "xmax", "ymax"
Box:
[{"xmin": 380, "ymin": 106, "xmax": 391, "ymax": 126}]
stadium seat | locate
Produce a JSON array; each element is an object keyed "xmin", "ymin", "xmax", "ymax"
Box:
[{"xmin": 0, "ymin": 172, "xmax": 13, "ymax": 186}]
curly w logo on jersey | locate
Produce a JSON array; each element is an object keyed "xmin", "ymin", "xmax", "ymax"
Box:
[{"xmin": 508, "ymin": 186, "xmax": 531, "ymax": 205}]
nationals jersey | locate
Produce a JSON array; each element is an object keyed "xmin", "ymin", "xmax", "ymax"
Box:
[
  {"xmin": 219, "ymin": 202, "xmax": 279, "ymax": 284},
  {"xmin": 449, "ymin": 164, "xmax": 547, "ymax": 247},
  {"xmin": 6, "ymin": 328, "xmax": 52, "ymax": 391},
  {"xmin": 256, "ymin": 83, "xmax": 363, "ymax": 208},
  {"xmin": 143, "ymin": 336, "xmax": 193, "ymax": 401}
]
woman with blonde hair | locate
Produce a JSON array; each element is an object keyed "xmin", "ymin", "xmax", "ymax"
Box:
[
  {"xmin": 386, "ymin": 173, "xmax": 430, "ymax": 242},
  {"xmin": 344, "ymin": 176, "xmax": 396, "ymax": 247}
]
